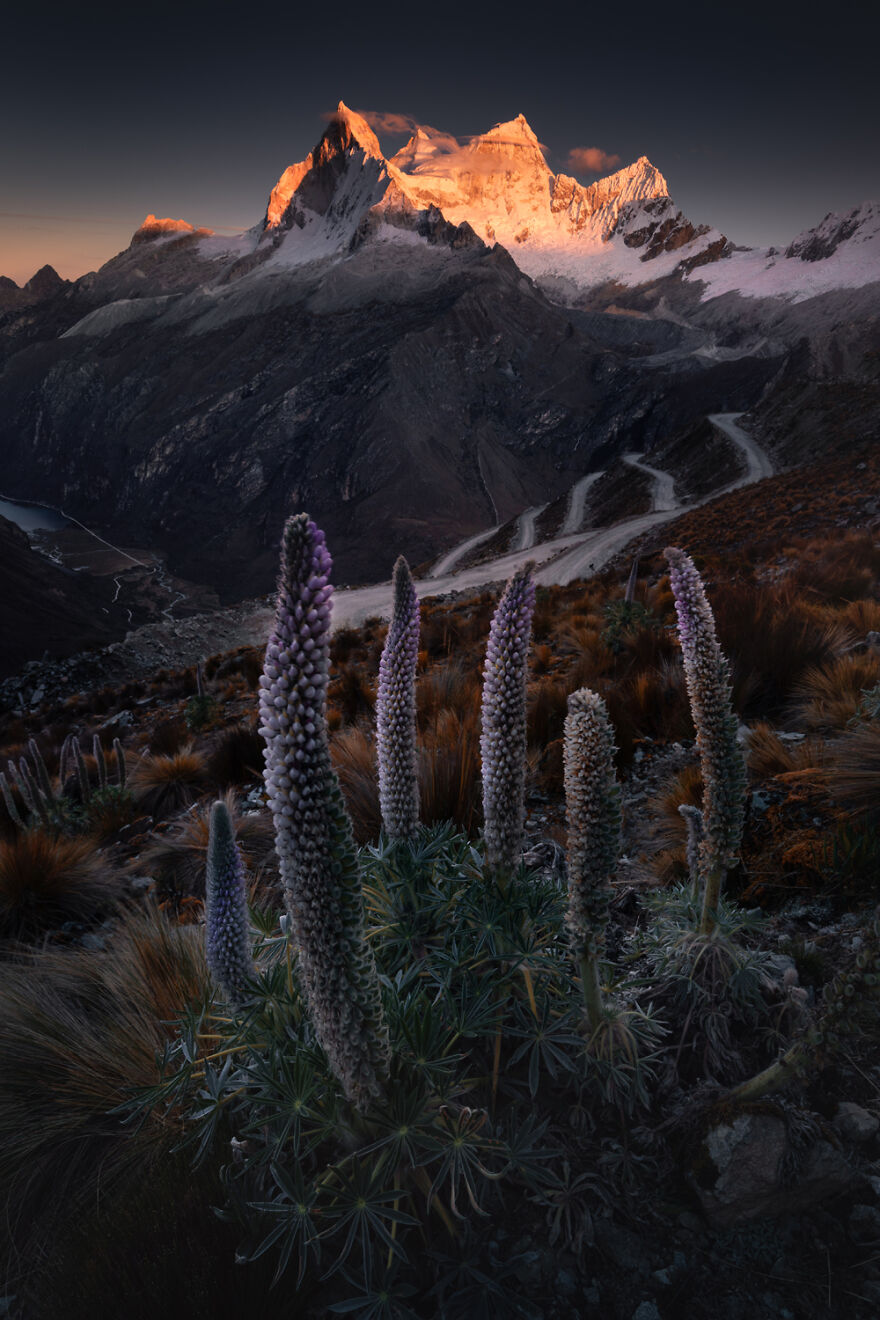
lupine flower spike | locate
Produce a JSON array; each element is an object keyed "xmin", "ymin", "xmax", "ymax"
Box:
[
  {"xmin": 205, "ymin": 799, "xmax": 255, "ymax": 1003},
  {"xmin": 563, "ymin": 688, "xmax": 622, "ymax": 1028},
  {"xmin": 678, "ymin": 804, "xmax": 704, "ymax": 902},
  {"xmin": 376, "ymin": 556, "xmax": 420, "ymax": 840},
  {"xmin": 259, "ymin": 513, "xmax": 389, "ymax": 1108},
  {"xmin": 665, "ymin": 547, "xmax": 746, "ymax": 935},
  {"xmin": 480, "ymin": 565, "xmax": 536, "ymax": 874}
]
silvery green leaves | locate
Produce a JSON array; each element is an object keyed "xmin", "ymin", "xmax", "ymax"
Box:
[
  {"xmin": 665, "ymin": 547, "xmax": 746, "ymax": 933},
  {"xmin": 480, "ymin": 566, "xmax": 536, "ymax": 872},
  {"xmin": 205, "ymin": 799, "xmax": 254, "ymax": 1002},
  {"xmin": 563, "ymin": 689, "xmax": 621, "ymax": 965},
  {"xmin": 259, "ymin": 514, "xmax": 389, "ymax": 1109},
  {"xmin": 376, "ymin": 556, "xmax": 420, "ymax": 840}
]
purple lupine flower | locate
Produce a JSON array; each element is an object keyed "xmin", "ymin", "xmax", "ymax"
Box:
[
  {"xmin": 376, "ymin": 556, "xmax": 420, "ymax": 840},
  {"xmin": 480, "ymin": 565, "xmax": 536, "ymax": 872},
  {"xmin": 205, "ymin": 799, "xmax": 254, "ymax": 1002},
  {"xmin": 563, "ymin": 688, "xmax": 621, "ymax": 1023},
  {"xmin": 259, "ymin": 514, "xmax": 389, "ymax": 1108},
  {"xmin": 665, "ymin": 547, "xmax": 746, "ymax": 933}
]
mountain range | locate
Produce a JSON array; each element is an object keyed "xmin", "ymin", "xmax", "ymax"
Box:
[{"xmin": 0, "ymin": 102, "xmax": 878, "ymax": 604}]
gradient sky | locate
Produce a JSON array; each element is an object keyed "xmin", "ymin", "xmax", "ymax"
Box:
[{"xmin": 3, "ymin": 1, "xmax": 878, "ymax": 286}]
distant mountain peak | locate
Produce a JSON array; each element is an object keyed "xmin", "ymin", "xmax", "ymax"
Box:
[
  {"xmin": 133, "ymin": 215, "xmax": 213, "ymax": 243},
  {"xmin": 323, "ymin": 101, "xmax": 383, "ymax": 161},
  {"xmin": 478, "ymin": 113, "xmax": 542, "ymax": 148}
]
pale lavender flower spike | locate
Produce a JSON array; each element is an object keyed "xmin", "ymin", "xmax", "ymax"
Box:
[
  {"xmin": 480, "ymin": 564, "xmax": 536, "ymax": 872},
  {"xmin": 563, "ymin": 687, "xmax": 621, "ymax": 1026},
  {"xmin": 376, "ymin": 556, "xmax": 420, "ymax": 840},
  {"xmin": 205, "ymin": 799, "xmax": 254, "ymax": 1003},
  {"xmin": 665, "ymin": 546, "xmax": 746, "ymax": 934},
  {"xmin": 259, "ymin": 513, "xmax": 389, "ymax": 1108}
]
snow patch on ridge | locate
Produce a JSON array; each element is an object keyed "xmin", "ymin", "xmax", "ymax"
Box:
[{"xmin": 688, "ymin": 201, "xmax": 880, "ymax": 302}]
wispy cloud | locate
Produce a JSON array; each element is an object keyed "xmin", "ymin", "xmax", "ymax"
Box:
[
  {"xmin": 565, "ymin": 147, "xmax": 621, "ymax": 175},
  {"xmin": 356, "ymin": 109, "xmax": 419, "ymax": 135}
]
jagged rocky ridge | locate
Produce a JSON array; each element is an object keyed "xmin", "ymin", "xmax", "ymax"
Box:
[{"xmin": 0, "ymin": 103, "xmax": 877, "ymax": 609}]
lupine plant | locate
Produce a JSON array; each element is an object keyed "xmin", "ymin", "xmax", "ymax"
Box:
[
  {"xmin": 480, "ymin": 564, "xmax": 535, "ymax": 873},
  {"xmin": 205, "ymin": 799, "xmax": 254, "ymax": 1002},
  {"xmin": 376, "ymin": 555, "xmax": 420, "ymax": 840},
  {"xmin": 111, "ymin": 524, "xmax": 880, "ymax": 1311},
  {"xmin": 665, "ymin": 547, "xmax": 746, "ymax": 934},
  {"xmin": 563, "ymin": 688, "xmax": 621, "ymax": 1029},
  {"xmin": 259, "ymin": 513, "xmax": 389, "ymax": 1108},
  {"xmin": 1, "ymin": 734, "xmax": 126, "ymax": 833}
]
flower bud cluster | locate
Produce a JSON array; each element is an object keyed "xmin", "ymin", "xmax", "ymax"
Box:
[
  {"xmin": 563, "ymin": 688, "xmax": 622, "ymax": 961},
  {"xmin": 376, "ymin": 556, "xmax": 420, "ymax": 840},
  {"xmin": 259, "ymin": 514, "xmax": 389, "ymax": 1108},
  {"xmin": 205, "ymin": 799, "xmax": 254, "ymax": 1002},
  {"xmin": 678, "ymin": 803, "xmax": 704, "ymax": 896},
  {"xmin": 480, "ymin": 566, "xmax": 536, "ymax": 871},
  {"xmin": 665, "ymin": 548, "xmax": 746, "ymax": 917}
]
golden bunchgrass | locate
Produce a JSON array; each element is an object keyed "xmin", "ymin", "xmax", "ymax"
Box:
[
  {"xmin": 0, "ymin": 830, "xmax": 120, "ymax": 941},
  {"xmin": 0, "ymin": 903, "xmax": 209, "ymax": 1267},
  {"xmin": 129, "ymin": 744, "xmax": 211, "ymax": 816}
]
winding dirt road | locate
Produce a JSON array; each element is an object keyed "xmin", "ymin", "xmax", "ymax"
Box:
[{"xmin": 270, "ymin": 413, "xmax": 772, "ymax": 631}]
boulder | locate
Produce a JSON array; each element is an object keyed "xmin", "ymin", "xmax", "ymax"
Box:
[{"xmin": 691, "ymin": 1112, "xmax": 856, "ymax": 1227}]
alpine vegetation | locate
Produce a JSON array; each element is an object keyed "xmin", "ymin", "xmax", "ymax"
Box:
[
  {"xmin": 259, "ymin": 513, "xmax": 389, "ymax": 1107},
  {"xmin": 376, "ymin": 555, "xmax": 420, "ymax": 840},
  {"xmin": 205, "ymin": 798, "xmax": 254, "ymax": 1002},
  {"xmin": 480, "ymin": 564, "xmax": 536, "ymax": 872},
  {"xmin": 563, "ymin": 689, "xmax": 622, "ymax": 1028},
  {"xmin": 665, "ymin": 547, "xmax": 746, "ymax": 934}
]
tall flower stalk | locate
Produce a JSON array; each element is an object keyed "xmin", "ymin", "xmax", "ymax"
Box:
[
  {"xmin": 665, "ymin": 547, "xmax": 746, "ymax": 935},
  {"xmin": 480, "ymin": 565, "xmax": 536, "ymax": 873},
  {"xmin": 259, "ymin": 514, "xmax": 389, "ymax": 1108},
  {"xmin": 376, "ymin": 556, "xmax": 420, "ymax": 840},
  {"xmin": 205, "ymin": 799, "xmax": 254, "ymax": 1002},
  {"xmin": 563, "ymin": 688, "xmax": 621, "ymax": 1028}
]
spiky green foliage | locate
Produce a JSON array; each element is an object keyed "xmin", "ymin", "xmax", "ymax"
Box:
[
  {"xmin": 205, "ymin": 800, "xmax": 255, "ymax": 1002},
  {"xmin": 376, "ymin": 556, "xmax": 420, "ymax": 840},
  {"xmin": 259, "ymin": 513, "xmax": 389, "ymax": 1108},
  {"xmin": 123, "ymin": 827, "xmax": 619, "ymax": 1304},
  {"xmin": 480, "ymin": 566, "xmax": 536, "ymax": 872},
  {"xmin": 665, "ymin": 547, "xmax": 746, "ymax": 934},
  {"xmin": 562, "ymin": 688, "xmax": 621, "ymax": 1026}
]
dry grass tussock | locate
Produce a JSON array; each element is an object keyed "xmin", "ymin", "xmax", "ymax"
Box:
[
  {"xmin": 419, "ymin": 708, "xmax": 481, "ymax": 832},
  {"xmin": 794, "ymin": 652, "xmax": 880, "ymax": 730},
  {"xmin": 650, "ymin": 764, "xmax": 703, "ymax": 854},
  {"xmin": 746, "ymin": 723, "xmax": 829, "ymax": 779},
  {"xmin": 784, "ymin": 530, "xmax": 880, "ymax": 602},
  {"xmin": 711, "ymin": 582, "xmax": 859, "ymax": 716},
  {"xmin": 0, "ymin": 831, "xmax": 120, "ymax": 941},
  {"xmin": 828, "ymin": 720, "xmax": 880, "ymax": 816},
  {"xmin": 129, "ymin": 744, "xmax": 211, "ymax": 817},
  {"xmin": 0, "ymin": 903, "xmax": 209, "ymax": 1268},
  {"xmin": 206, "ymin": 723, "xmax": 265, "ymax": 787},
  {"xmin": 136, "ymin": 789, "xmax": 275, "ymax": 899},
  {"xmin": 331, "ymin": 725, "xmax": 381, "ymax": 844}
]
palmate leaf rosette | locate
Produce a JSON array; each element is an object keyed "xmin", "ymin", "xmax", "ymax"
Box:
[
  {"xmin": 665, "ymin": 547, "xmax": 746, "ymax": 933},
  {"xmin": 376, "ymin": 556, "xmax": 420, "ymax": 840},
  {"xmin": 480, "ymin": 565, "xmax": 536, "ymax": 872},
  {"xmin": 259, "ymin": 514, "xmax": 389, "ymax": 1108}
]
